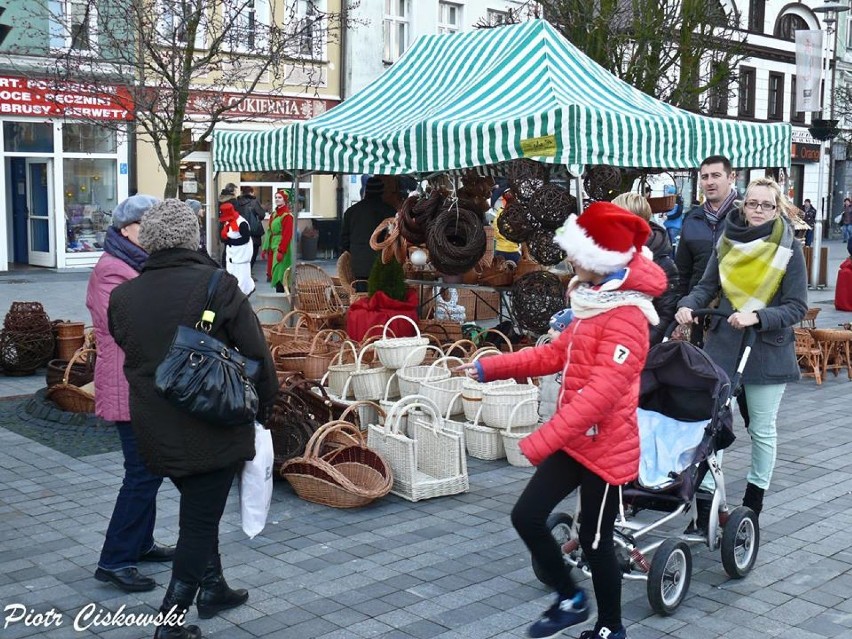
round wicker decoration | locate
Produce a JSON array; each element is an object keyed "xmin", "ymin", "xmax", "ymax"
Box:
[
  {"xmin": 528, "ymin": 184, "xmax": 577, "ymax": 230},
  {"xmin": 412, "ymin": 190, "xmax": 445, "ymax": 220},
  {"xmin": 398, "ymin": 195, "xmax": 428, "ymax": 245},
  {"xmin": 4, "ymin": 301, "xmax": 52, "ymax": 333},
  {"xmin": 426, "ymin": 207, "xmax": 487, "ymax": 276},
  {"xmin": 527, "ymin": 229, "xmax": 567, "ymax": 266},
  {"xmin": 508, "ymin": 159, "xmax": 549, "ymax": 201},
  {"xmin": 511, "ymin": 271, "xmax": 566, "ymax": 335},
  {"xmin": 0, "ymin": 329, "xmax": 55, "ymax": 374},
  {"xmin": 583, "ymin": 165, "xmax": 622, "ymax": 202},
  {"xmin": 497, "ymin": 201, "xmax": 535, "ymax": 243}
]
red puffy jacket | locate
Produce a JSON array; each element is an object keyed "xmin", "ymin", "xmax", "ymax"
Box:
[{"xmin": 479, "ymin": 254, "xmax": 666, "ymax": 485}]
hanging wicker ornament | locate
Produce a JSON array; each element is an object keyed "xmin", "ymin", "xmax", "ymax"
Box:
[
  {"xmin": 426, "ymin": 207, "xmax": 487, "ymax": 276},
  {"xmin": 497, "ymin": 201, "xmax": 535, "ymax": 243},
  {"xmin": 412, "ymin": 189, "xmax": 445, "ymax": 220},
  {"xmin": 508, "ymin": 159, "xmax": 549, "ymax": 201},
  {"xmin": 398, "ymin": 195, "xmax": 428, "ymax": 245},
  {"xmin": 369, "ymin": 217, "xmax": 399, "ymax": 251},
  {"xmin": 511, "ymin": 271, "xmax": 566, "ymax": 335},
  {"xmin": 527, "ymin": 229, "xmax": 567, "ymax": 266},
  {"xmin": 583, "ymin": 165, "xmax": 622, "ymax": 202},
  {"xmin": 528, "ymin": 184, "xmax": 577, "ymax": 230}
]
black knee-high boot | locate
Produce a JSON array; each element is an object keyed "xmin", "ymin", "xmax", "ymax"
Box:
[
  {"xmin": 742, "ymin": 483, "xmax": 765, "ymax": 516},
  {"xmin": 196, "ymin": 554, "xmax": 249, "ymax": 619},
  {"xmin": 153, "ymin": 577, "xmax": 202, "ymax": 639}
]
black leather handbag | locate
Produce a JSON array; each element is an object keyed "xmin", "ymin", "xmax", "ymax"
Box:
[{"xmin": 155, "ymin": 269, "xmax": 261, "ymax": 427}]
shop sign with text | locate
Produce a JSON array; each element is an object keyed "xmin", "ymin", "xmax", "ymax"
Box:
[
  {"xmin": 0, "ymin": 76, "xmax": 132, "ymax": 120},
  {"xmin": 186, "ymin": 90, "xmax": 338, "ymax": 120}
]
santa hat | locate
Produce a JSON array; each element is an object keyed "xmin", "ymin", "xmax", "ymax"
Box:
[{"xmin": 554, "ymin": 202, "xmax": 651, "ymax": 274}]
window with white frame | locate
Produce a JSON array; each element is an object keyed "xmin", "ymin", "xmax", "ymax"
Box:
[
  {"xmin": 62, "ymin": 0, "xmax": 98, "ymax": 51},
  {"xmin": 157, "ymin": 0, "xmax": 206, "ymax": 48},
  {"xmin": 438, "ymin": 2, "xmax": 463, "ymax": 34},
  {"xmin": 223, "ymin": 0, "xmax": 269, "ymax": 52},
  {"xmin": 290, "ymin": 0, "xmax": 325, "ymax": 59},
  {"xmin": 486, "ymin": 9, "xmax": 509, "ymax": 26},
  {"xmin": 384, "ymin": 0, "xmax": 410, "ymax": 63},
  {"xmin": 847, "ymin": 15, "xmax": 852, "ymax": 49}
]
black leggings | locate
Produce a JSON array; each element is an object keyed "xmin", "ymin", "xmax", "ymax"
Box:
[
  {"xmin": 170, "ymin": 465, "xmax": 237, "ymax": 586},
  {"xmin": 511, "ymin": 451, "xmax": 623, "ymax": 629}
]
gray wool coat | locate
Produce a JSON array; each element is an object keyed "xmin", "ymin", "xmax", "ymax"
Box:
[{"xmin": 678, "ymin": 238, "xmax": 808, "ymax": 385}]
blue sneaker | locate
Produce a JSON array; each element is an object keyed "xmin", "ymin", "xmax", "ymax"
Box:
[
  {"xmin": 527, "ymin": 590, "xmax": 589, "ymax": 639},
  {"xmin": 579, "ymin": 625, "xmax": 627, "ymax": 639}
]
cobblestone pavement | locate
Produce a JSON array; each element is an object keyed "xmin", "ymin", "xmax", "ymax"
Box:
[{"xmin": 1, "ymin": 369, "xmax": 852, "ymax": 639}]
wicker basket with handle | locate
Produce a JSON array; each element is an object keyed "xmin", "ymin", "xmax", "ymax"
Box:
[
  {"xmin": 324, "ymin": 340, "xmax": 360, "ymax": 398},
  {"xmin": 267, "ymin": 310, "xmax": 316, "ymax": 349},
  {"xmin": 396, "ymin": 345, "xmax": 450, "ymax": 397},
  {"xmin": 340, "ymin": 343, "xmax": 391, "ymax": 402},
  {"xmin": 418, "ymin": 356, "xmax": 466, "ymax": 417},
  {"xmin": 481, "ymin": 383, "xmax": 540, "ymax": 429},
  {"xmin": 45, "ymin": 348, "xmax": 96, "ymax": 413},
  {"xmin": 281, "ymin": 420, "xmax": 393, "ymax": 508},
  {"xmin": 464, "ymin": 405, "xmax": 506, "ymax": 461},
  {"xmin": 373, "ymin": 315, "xmax": 429, "ymax": 370},
  {"xmin": 501, "ymin": 399, "xmax": 539, "ymax": 467},
  {"xmin": 303, "ymin": 329, "xmax": 346, "ymax": 380}
]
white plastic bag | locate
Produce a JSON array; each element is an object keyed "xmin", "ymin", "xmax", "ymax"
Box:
[{"xmin": 240, "ymin": 422, "xmax": 274, "ymax": 539}]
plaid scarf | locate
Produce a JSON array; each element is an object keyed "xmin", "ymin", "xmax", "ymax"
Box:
[
  {"xmin": 568, "ymin": 267, "xmax": 659, "ymax": 325},
  {"xmin": 717, "ymin": 208, "xmax": 795, "ymax": 312},
  {"xmin": 703, "ymin": 190, "xmax": 738, "ymax": 226}
]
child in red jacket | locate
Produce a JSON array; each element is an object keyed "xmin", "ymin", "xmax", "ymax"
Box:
[{"xmin": 459, "ymin": 202, "xmax": 667, "ymax": 639}]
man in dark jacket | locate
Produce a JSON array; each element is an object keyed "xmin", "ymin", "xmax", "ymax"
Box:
[
  {"xmin": 234, "ymin": 186, "xmax": 267, "ymax": 268},
  {"xmin": 675, "ymin": 155, "xmax": 738, "ymax": 298},
  {"xmin": 340, "ymin": 176, "xmax": 397, "ymax": 287}
]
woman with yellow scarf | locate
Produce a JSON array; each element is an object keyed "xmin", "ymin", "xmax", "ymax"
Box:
[{"xmin": 675, "ymin": 177, "xmax": 807, "ymax": 520}]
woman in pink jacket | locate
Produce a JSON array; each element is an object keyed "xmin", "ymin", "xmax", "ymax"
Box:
[
  {"xmin": 86, "ymin": 195, "xmax": 173, "ymax": 594},
  {"xmin": 459, "ymin": 202, "xmax": 666, "ymax": 639}
]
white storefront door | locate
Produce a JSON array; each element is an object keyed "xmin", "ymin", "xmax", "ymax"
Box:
[{"xmin": 25, "ymin": 159, "xmax": 55, "ymax": 267}]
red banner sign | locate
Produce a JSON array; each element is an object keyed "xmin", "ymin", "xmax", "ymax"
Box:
[{"xmin": 0, "ymin": 76, "xmax": 133, "ymax": 120}]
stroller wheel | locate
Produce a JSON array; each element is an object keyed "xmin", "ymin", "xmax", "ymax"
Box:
[
  {"xmin": 532, "ymin": 512, "xmax": 577, "ymax": 585},
  {"xmin": 647, "ymin": 538, "xmax": 691, "ymax": 616},
  {"xmin": 721, "ymin": 506, "xmax": 759, "ymax": 578}
]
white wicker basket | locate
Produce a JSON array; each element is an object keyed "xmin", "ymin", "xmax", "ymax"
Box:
[
  {"xmin": 367, "ymin": 398, "xmax": 468, "ymax": 502},
  {"xmin": 341, "ymin": 343, "xmax": 391, "ymax": 402},
  {"xmin": 396, "ymin": 345, "xmax": 450, "ymax": 397},
  {"xmin": 460, "ymin": 347, "xmax": 507, "ymax": 421},
  {"xmin": 481, "ymin": 383, "xmax": 540, "ymax": 429},
  {"xmin": 373, "ymin": 315, "xmax": 429, "ymax": 370},
  {"xmin": 419, "ymin": 356, "xmax": 466, "ymax": 416},
  {"xmin": 501, "ymin": 399, "xmax": 539, "ymax": 467},
  {"xmin": 325, "ymin": 340, "xmax": 360, "ymax": 397},
  {"xmin": 464, "ymin": 406, "xmax": 506, "ymax": 460},
  {"xmin": 410, "ymin": 392, "xmax": 465, "ymax": 445}
]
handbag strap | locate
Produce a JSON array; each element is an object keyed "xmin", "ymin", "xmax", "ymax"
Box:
[{"xmin": 198, "ymin": 269, "xmax": 224, "ymax": 332}]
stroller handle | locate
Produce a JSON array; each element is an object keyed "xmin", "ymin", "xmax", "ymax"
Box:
[{"xmin": 664, "ymin": 308, "xmax": 757, "ymax": 349}]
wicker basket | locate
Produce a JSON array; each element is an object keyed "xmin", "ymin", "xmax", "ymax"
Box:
[
  {"xmin": 281, "ymin": 420, "xmax": 393, "ymax": 508},
  {"xmin": 255, "ymin": 307, "xmax": 287, "ymax": 343},
  {"xmin": 501, "ymin": 399, "xmax": 539, "ymax": 467},
  {"xmin": 481, "ymin": 383, "xmax": 540, "ymax": 429},
  {"xmin": 303, "ymin": 330, "xmax": 345, "ymax": 380},
  {"xmin": 267, "ymin": 310, "xmax": 316, "ymax": 349},
  {"xmin": 646, "ymin": 194, "xmax": 677, "ymax": 213},
  {"xmin": 341, "ymin": 343, "xmax": 391, "ymax": 402},
  {"xmin": 373, "ymin": 315, "xmax": 429, "ymax": 370},
  {"xmin": 464, "ymin": 406, "xmax": 506, "ymax": 461},
  {"xmin": 272, "ymin": 344, "xmax": 309, "ymax": 375},
  {"xmin": 442, "ymin": 339, "xmax": 478, "ymax": 360},
  {"xmin": 418, "ymin": 356, "xmax": 466, "ymax": 416},
  {"xmin": 367, "ymin": 399, "xmax": 468, "ymax": 502},
  {"xmin": 54, "ymin": 321, "xmax": 85, "ymax": 339},
  {"xmin": 396, "ymin": 346, "xmax": 450, "ymax": 397},
  {"xmin": 461, "ymin": 349, "xmax": 510, "ymax": 421},
  {"xmin": 45, "ymin": 355, "xmax": 95, "ymax": 388},
  {"xmin": 324, "ymin": 340, "xmax": 360, "ymax": 398},
  {"xmin": 44, "ymin": 349, "xmax": 96, "ymax": 413}
]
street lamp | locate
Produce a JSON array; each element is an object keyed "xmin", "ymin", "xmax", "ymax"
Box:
[{"xmin": 810, "ymin": 1, "xmax": 849, "ymax": 289}]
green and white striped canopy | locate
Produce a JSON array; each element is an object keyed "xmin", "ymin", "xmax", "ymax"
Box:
[{"xmin": 214, "ymin": 19, "xmax": 791, "ymax": 175}]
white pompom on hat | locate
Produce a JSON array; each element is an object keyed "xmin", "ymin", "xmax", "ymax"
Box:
[{"xmin": 554, "ymin": 201, "xmax": 651, "ymax": 274}]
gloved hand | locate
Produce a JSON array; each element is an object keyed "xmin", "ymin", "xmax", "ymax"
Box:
[{"xmin": 276, "ymin": 250, "xmax": 284, "ymax": 263}]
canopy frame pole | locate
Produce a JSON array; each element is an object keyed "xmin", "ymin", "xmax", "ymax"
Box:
[{"xmin": 574, "ymin": 173, "xmax": 584, "ymax": 212}]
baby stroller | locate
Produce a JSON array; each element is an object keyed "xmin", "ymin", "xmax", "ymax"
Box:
[{"xmin": 533, "ymin": 309, "xmax": 759, "ymax": 616}]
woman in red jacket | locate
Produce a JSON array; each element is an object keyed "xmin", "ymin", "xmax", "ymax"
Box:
[{"xmin": 459, "ymin": 203, "xmax": 666, "ymax": 639}]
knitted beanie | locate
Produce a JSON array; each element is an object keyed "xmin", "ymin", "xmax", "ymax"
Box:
[{"xmin": 139, "ymin": 198, "xmax": 200, "ymax": 254}]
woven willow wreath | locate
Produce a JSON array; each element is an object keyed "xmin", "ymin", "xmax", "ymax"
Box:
[
  {"xmin": 528, "ymin": 184, "xmax": 577, "ymax": 230},
  {"xmin": 426, "ymin": 207, "xmax": 487, "ymax": 276},
  {"xmin": 369, "ymin": 217, "xmax": 399, "ymax": 251}
]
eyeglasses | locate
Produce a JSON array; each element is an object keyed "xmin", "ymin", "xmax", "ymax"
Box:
[{"xmin": 743, "ymin": 200, "xmax": 777, "ymax": 212}]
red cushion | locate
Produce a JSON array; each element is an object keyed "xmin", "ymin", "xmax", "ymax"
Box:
[{"xmin": 346, "ymin": 290, "xmax": 419, "ymax": 341}]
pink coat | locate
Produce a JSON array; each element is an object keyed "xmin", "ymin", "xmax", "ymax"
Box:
[
  {"xmin": 85, "ymin": 253, "xmax": 139, "ymax": 422},
  {"xmin": 478, "ymin": 254, "xmax": 666, "ymax": 485}
]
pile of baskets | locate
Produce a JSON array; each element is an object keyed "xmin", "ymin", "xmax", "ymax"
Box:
[
  {"xmin": 0, "ymin": 302, "xmax": 55, "ymax": 375},
  {"xmin": 464, "ymin": 383, "xmax": 540, "ymax": 465}
]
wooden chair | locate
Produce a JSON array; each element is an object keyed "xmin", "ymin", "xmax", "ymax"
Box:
[
  {"xmin": 794, "ymin": 328, "xmax": 823, "ymax": 385},
  {"xmin": 293, "ymin": 263, "xmax": 346, "ymax": 329},
  {"xmin": 799, "ymin": 307, "xmax": 820, "ymax": 329}
]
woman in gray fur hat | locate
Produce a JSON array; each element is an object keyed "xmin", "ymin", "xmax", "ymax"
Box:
[{"xmin": 108, "ymin": 199, "xmax": 277, "ymax": 639}]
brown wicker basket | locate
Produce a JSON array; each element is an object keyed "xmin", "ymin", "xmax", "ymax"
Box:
[
  {"xmin": 45, "ymin": 349, "xmax": 96, "ymax": 413},
  {"xmin": 646, "ymin": 195, "xmax": 677, "ymax": 213},
  {"xmin": 281, "ymin": 420, "xmax": 393, "ymax": 508},
  {"xmin": 54, "ymin": 321, "xmax": 85, "ymax": 339},
  {"xmin": 267, "ymin": 310, "xmax": 316, "ymax": 349},
  {"xmin": 56, "ymin": 335, "xmax": 86, "ymax": 361},
  {"xmin": 46, "ymin": 355, "xmax": 95, "ymax": 388},
  {"xmin": 303, "ymin": 330, "xmax": 345, "ymax": 380}
]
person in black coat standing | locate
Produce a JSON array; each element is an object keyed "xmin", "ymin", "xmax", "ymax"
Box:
[
  {"xmin": 235, "ymin": 186, "xmax": 267, "ymax": 268},
  {"xmin": 109, "ymin": 199, "xmax": 277, "ymax": 639},
  {"xmin": 340, "ymin": 176, "xmax": 397, "ymax": 288},
  {"xmin": 612, "ymin": 192, "xmax": 679, "ymax": 344}
]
